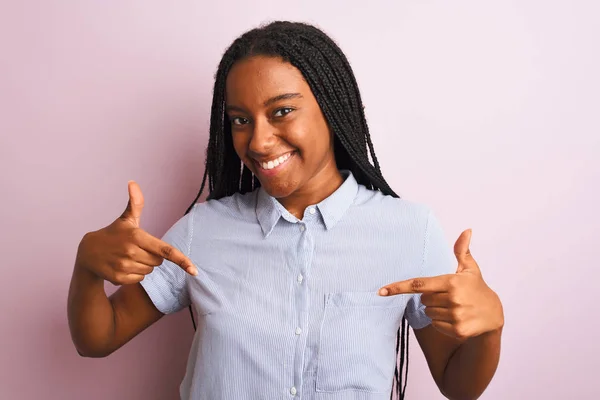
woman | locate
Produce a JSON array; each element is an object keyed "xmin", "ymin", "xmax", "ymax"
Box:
[{"xmin": 68, "ymin": 21, "xmax": 503, "ymax": 400}]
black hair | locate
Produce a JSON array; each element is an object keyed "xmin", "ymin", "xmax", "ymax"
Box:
[{"xmin": 184, "ymin": 21, "xmax": 409, "ymax": 399}]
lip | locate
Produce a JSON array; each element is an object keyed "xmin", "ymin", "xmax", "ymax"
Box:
[{"xmin": 253, "ymin": 151, "xmax": 295, "ymax": 177}]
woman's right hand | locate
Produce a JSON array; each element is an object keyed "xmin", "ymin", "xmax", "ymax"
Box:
[{"xmin": 75, "ymin": 181, "xmax": 198, "ymax": 286}]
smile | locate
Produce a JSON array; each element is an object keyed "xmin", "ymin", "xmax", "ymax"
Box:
[{"xmin": 257, "ymin": 152, "xmax": 293, "ymax": 171}]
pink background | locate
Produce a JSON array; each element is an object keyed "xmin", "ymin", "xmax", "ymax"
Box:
[{"xmin": 1, "ymin": 1, "xmax": 598, "ymax": 399}]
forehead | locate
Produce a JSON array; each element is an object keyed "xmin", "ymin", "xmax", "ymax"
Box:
[{"xmin": 225, "ymin": 56, "xmax": 309, "ymax": 105}]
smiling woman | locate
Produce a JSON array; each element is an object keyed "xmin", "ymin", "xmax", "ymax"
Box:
[
  {"xmin": 226, "ymin": 56, "xmax": 343, "ymax": 215},
  {"xmin": 67, "ymin": 21, "xmax": 503, "ymax": 400}
]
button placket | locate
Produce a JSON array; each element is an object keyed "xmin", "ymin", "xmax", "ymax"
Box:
[{"xmin": 290, "ymin": 216, "xmax": 313, "ymax": 399}]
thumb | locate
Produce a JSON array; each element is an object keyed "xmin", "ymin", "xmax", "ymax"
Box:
[
  {"xmin": 454, "ymin": 229, "xmax": 476, "ymax": 272},
  {"xmin": 120, "ymin": 180, "xmax": 144, "ymax": 227}
]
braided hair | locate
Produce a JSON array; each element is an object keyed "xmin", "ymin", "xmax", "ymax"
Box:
[{"xmin": 184, "ymin": 21, "xmax": 409, "ymax": 399}]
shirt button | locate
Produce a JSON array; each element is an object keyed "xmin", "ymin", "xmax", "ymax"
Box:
[
  {"xmin": 299, "ymin": 225, "xmax": 305, "ymax": 232},
  {"xmin": 290, "ymin": 386, "xmax": 297, "ymax": 396},
  {"xmin": 297, "ymin": 274, "xmax": 304, "ymax": 283},
  {"xmin": 295, "ymin": 327, "xmax": 302, "ymax": 335},
  {"xmin": 309, "ymin": 207, "xmax": 316, "ymax": 215}
]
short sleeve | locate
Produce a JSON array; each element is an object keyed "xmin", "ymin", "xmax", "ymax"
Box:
[
  {"xmin": 405, "ymin": 210, "xmax": 456, "ymax": 329},
  {"xmin": 139, "ymin": 208, "xmax": 195, "ymax": 314}
]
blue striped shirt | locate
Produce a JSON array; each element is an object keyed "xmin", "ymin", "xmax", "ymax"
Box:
[{"xmin": 140, "ymin": 171, "xmax": 455, "ymax": 399}]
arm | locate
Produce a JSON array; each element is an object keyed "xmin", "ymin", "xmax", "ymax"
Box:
[
  {"xmin": 414, "ymin": 322, "xmax": 502, "ymax": 400},
  {"xmin": 68, "ymin": 265, "xmax": 163, "ymax": 357},
  {"xmin": 67, "ymin": 181, "xmax": 197, "ymax": 357},
  {"xmin": 380, "ymin": 226, "xmax": 504, "ymax": 400}
]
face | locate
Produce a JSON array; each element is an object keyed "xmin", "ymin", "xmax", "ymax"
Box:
[{"xmin": 225, "ymin": 56, "xmax": 341, "ymax": 202}]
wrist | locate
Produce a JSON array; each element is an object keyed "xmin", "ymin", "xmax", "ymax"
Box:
[
  {"xmin": 74, "ymin": 232, "xmax": 103, "ymax": 281},
  {"xmin": 73, "ymin": 258, "xmax": 104, "ymax": 286}
]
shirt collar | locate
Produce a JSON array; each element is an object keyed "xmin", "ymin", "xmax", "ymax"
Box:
[{"xmin": 255, "ymin": 170, "xmax": 359, "ymax": 237}]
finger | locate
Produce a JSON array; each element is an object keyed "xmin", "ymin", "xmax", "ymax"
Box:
[
  {"xmin": 132, "ymin": 248, "xmax": 164, "ymax": 267},
  {"xmin": 431, "ymin": 320, "xmax": 456, "ymax": 338},
  {"xmin": 120, "ymin": 181, "xmax": 144, "ymax": 227},
  {"xmin": 454, "ymin": 229, "xmax": 480, "ymax": 273},
  {"xmin": 379, "ymin": 275, "xmax": 452, "ymax": 296},
  {"xmin": 121, "ymin": 274, "xmax": 147, "ymax": 285},
  {"xmin": 453, "ymin": 229, "xmax": 472, "ymax": 262},
  {"xmin": 424, "ymin": 306, "xmax": 453, "ymax": 322},
  {"xmin": 135, "ymin": 230, "xmax": 198, "ymax": 276},
  {"xmin": 421, "ymin": 292, "xmax": 451, "ymax": 308},
  {"xmin": 121, "ymin": 262, "xmax": 154, "ymax": 276},
  {"xmin": 432, "ymin": 320, "xmax": 471, "ymax": 341}
]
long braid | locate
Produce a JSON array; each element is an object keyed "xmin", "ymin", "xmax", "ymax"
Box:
[{"xmin": 185, "ymin": 21, "xmax": 410, "ymax": 399}]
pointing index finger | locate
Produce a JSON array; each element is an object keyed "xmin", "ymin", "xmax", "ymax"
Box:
[
  {"xmin": 379, "ymin": 275, "xmax": 451, "ymax": 296},
  {"xmin": 136, "ymin": 230, "xmax": 198, "ymax": 275}
]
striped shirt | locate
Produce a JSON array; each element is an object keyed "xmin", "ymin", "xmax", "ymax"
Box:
[{"xmin": 140, "ymin": 170, "xmax": 455, "ymax": 399}]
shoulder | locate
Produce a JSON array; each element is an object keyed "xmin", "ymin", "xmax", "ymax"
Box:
[
  {"xmin": 352, "ymin": 184, "xmax": 433, "ymax": 226},
  {"xmin": 185, "ymin": 190, "xmax": 258, "ymax": 230}
]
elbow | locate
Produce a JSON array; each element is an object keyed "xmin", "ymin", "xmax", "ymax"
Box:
[
  {"xmin": 441, "ymin": 388, "xmax": 482, "ymax": 400},
  {"xmin": 68, "ymin": 324, "xmax": 116, "ymax": 358},
  {"xmin": 75, "ymin": 348, "xmax": 103, "ymax": 358},
  {"xmin": 75, "ymin": 346, "xmax": 113, "ymax": 358},
  {"xmin": 72, "ymin": 339, "xmax": 115, "ymax": 358},
  {"xmin": 439, "ymin": 383, "xmax": 483, "ymax": 400}
]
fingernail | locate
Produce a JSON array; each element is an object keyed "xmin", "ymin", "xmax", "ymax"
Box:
[
  {"xmin": 379, "ymin": 288, "xmax": 389, "ymax": 296},
  {"xmin": 188, "ymin": 267, "xmax": 198, "ymax": 276}
]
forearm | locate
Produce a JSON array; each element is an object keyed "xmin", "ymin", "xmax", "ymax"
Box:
[
  {"xmin": 67, "ymin": 265, "xmax": 116, "ymax": 357},
  {"xmin": 441, "ymin": 328, "xmax": 502, "ymax": 400}
]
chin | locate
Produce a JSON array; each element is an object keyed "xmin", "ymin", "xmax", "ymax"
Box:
[{"xmin": 260, "ymin": 178, "xmax": 300, "ymax": 199}]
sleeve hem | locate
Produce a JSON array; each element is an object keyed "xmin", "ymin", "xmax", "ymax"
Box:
[
  {"xmin": 140, "ymin": 276, "xmax": 184, "ymax": 315},
  {"xmin": 410, "ymin": 319, "xmax": 432, "ymax": 330},
  {"xmin": 405, "ymin": 305, "xmax": 432, "ymax": 330}
]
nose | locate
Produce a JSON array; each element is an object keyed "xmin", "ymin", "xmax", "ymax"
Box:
[{"xmin": 248, "ymin": 117, "xmax": 276, "ymax": 156}]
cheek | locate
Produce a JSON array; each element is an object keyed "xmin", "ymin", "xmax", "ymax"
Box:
[
  {"xmin": 231, "ymin": 133, "xmax": 255, "ymax": 171},
  {"xmin": 231, "ymin": 133, "xmax": 247, "ymax": 157},
  {"xmin": 286, "ymin": 118, "xmax": 328, "ymax": 156},
  {"xmin": 305, "ymin": 110, "xmax": 332, "ymax": 152}
]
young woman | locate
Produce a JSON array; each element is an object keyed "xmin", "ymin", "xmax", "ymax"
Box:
[{"xmin": 68, "ymin": 21, "xmax": 503, "ymax": 400}]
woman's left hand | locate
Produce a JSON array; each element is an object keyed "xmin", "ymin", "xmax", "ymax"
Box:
[{"xmin": 379, "ymin": 229, "xmax": 504, "ymax": 340}]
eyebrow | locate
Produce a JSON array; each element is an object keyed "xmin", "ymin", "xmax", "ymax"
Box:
[
  {"xmin": 264, "ymin": 92, "xmax": 303, "ymax": 107},
  {"xmin": 225, "ymin": 92, "xmax": 303, "ymax": 114}
]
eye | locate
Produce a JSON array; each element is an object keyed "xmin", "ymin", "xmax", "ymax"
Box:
[
  {"xmin": 273, "ymin": 107, "xmax": 294, "ymax": 118},
  {"xmin": 231, "ymin": 117, "xmax": 249, "ymax": 126}
]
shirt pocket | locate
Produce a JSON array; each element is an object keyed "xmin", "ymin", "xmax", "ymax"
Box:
[{"xmin": 315, "ymin": 291, "xmax": 408, "ymax": 394}]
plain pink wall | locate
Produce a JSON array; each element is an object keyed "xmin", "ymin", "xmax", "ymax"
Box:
[{"xmin": 1, "ymin": 1, "xmax": 598, "ymax": 399}]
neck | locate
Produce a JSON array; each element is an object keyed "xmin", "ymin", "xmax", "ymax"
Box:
[{"xmin": 278, "ymin": 165, "xmax": 344, "ymax": 219}]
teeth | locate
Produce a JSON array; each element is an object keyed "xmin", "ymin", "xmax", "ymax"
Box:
[{"xmin": 261, "ymin": 152, "xmax": 291, "ymax": 170}]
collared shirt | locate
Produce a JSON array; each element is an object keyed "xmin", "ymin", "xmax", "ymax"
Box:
[{"xmin": 140, "ymin": 171, "xmax": 455, "ymax": 400}]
